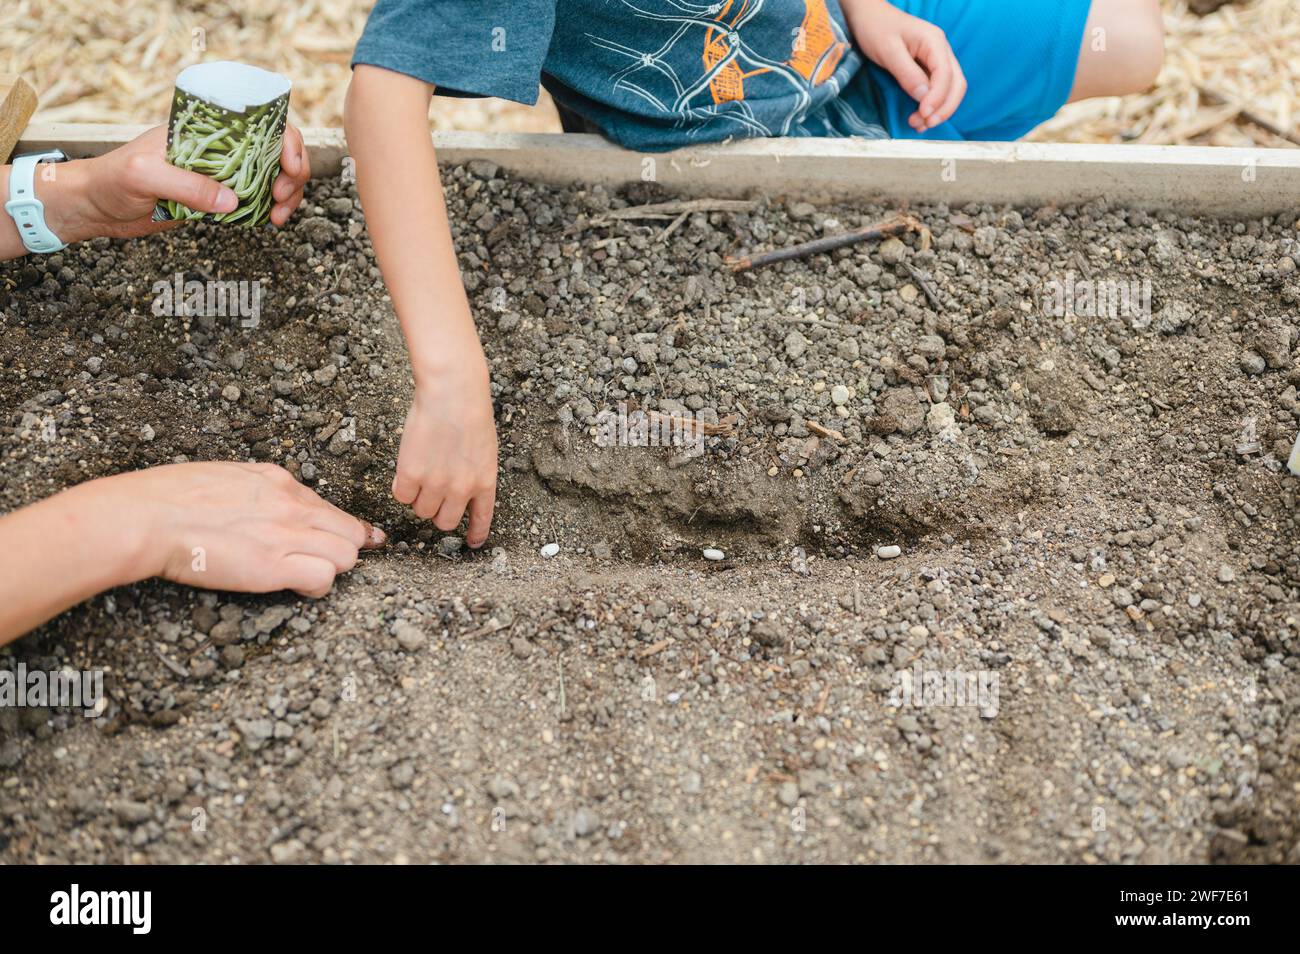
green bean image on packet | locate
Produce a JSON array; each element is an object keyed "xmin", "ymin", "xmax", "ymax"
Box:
[{"xmin": 153, "ymin": 61, "xmax": 291, "ymax": 227}]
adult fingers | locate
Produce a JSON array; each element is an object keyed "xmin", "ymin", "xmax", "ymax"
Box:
[
  {"xmin": 296, "ymin": 486, "xmax": 388, "ymax": 550},
  {"xmin": 269, "ymin": 186, "xmax": 305, "ymax": 226},
  {"xmin": 132, "ymin": 158, "xmax": 238, "ymax": 215},
  {"xmin": 272, "ymin": 173, "xmax": 298, "ymax": 202},
  {"xmin": 300, "ymin": 502, "xmax": 370, "ymax": 551},
  {"xmin": 358, "ymin": 520, "xmax": 387, "ymax": 549},
  {"xmin": 280, "ymin": 554, "xmax": 338, "ymax": 600},
  {"xmin": 305, "ymin": 493, "xmax": 387, "ymax": 549},
  {"xmin": 267, "ymin": 127, "xmax": 309, "ymax": 227},
  {"xmin": 466, "ymin": 491, "xmax": 496, "ymax": 549},
  {"xmin": 284, "ymin": 528, "xmax": 360, "ymax": 574},
  {"xmin": 280, "ymin": 125, "xmax": 310, "ymax": 183},
  {"xmin": 137, "ymin": 125, "xmax": 169, "ymax": 150},
  {"xmin": 113, "ymin": 217, "xmax": 182, "ymax": 238}
]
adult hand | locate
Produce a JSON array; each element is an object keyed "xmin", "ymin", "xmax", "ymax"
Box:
[
  {"xmin": 43, "ymin": 123, "xmax": 311, "ymax": 244},
  {"xmin": 125, "ymin": 461, "xmax": 386, "ymax": 598},
  {"xmin": 0, "ymin": 461, "xmax": 385, "ymax": 645}
]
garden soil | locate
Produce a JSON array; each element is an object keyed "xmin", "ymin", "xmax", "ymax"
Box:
[{"xmin": 1, "ymin": 163, "xmax": 1298, "ymax": 863}]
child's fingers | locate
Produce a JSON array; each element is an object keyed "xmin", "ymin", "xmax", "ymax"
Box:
[
  {"xmin": 914, "ymin": 33, "xmax": 953, "ymax": 124},
  {"xmin": 466, "ymin": 493, "xmax": 495, "ymax": 549},
  {"xmin": 411, "ymin": 486, "xmax": 442, "ymax": 521},
  {"xmin": 393, "ymin": 469, "xmax": 421, "ymax": 506},
  {"xmin": 932, "ymin": 53, "xmax": 967, "ymax": 127},
  {"xmin": 880, "ymin": 37, "xmax": 931, "ymax": 104},
  {"xmin": 433, "ymin": 493, "xmax": 470, "ymax": 533}
]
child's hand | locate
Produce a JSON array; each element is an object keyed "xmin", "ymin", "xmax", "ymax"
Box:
[
  {"xmin": 345, "ymin": 64, "xmax": 498, "ymax": 548},
  {"xmin": 843, "ymin": 0, "xmax": 967, "ymax": 132},
  {"xmin": 393, "ymin": 356, "xmax": 498, "ymax": 549}
]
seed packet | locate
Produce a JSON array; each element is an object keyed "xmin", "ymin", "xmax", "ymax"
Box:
[{"xmin": 154, "ymin": 61, "xmax": 291, "ymax": 226}]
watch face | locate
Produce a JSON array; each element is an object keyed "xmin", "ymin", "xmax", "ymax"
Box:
[{"xmin": 15, "ymin": 149, "xmax": 67, "ymax": 163}]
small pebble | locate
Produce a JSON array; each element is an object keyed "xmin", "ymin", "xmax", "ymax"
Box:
[
  {"xmin": 571, "ymin": 807, "xmax": 599, "ymax": 837},
  {"xmin": 393, "ymin": 621, "xmax": 427, "ymax": 652},
  {"xmin": 878, "ymin": 236, "xmax": 908, "ymax": 265},
  {"xmin": 539, "ymin": 543, "xmax": 560, "ymax": 558},
  {"xmin": 702, "ymin": 548, "xmax": 725, "ymax": 561},
  {"xmin": 876, "ymin": 545, "xmax": 902, "ymax": 560}
]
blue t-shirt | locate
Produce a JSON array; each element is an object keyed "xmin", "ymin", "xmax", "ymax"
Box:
[{"xmin": 352, "ymin": 0, "xmax": 887, "ymax": 151}]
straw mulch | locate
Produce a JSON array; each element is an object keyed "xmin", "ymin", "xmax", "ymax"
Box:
[
  {"xmin": 1030, "ymin": 0, "xmax": 1299, "ymax": 147},
  {"xmin": 0, "ymin": 0, "xmax": 559, "ymax": 133},
  {"xmin": 2, "ymin": 0, "xmax": 1294, "ymax": 147}
]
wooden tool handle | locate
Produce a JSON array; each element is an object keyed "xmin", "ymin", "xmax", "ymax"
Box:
[{"xmin": 0, "ymin": 75, "xmax": 39, "ymax": 164}]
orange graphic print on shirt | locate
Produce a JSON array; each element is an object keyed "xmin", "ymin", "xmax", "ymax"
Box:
[{"xmin": 703, "ymin": 0, "xmax": 848, "ymax": 104}]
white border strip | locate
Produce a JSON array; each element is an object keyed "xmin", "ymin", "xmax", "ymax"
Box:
[{"xmin": 17, "ymin": 123, "xmax": 1300, "ymax": 217}]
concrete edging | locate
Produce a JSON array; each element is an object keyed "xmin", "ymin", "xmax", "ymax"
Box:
[{"xmin": 17, "ymin": 122, "xmax": 1300, "ymax": 216}]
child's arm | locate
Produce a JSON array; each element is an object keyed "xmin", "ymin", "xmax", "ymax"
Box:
[
  {"xmin": 344, "ymin": 64, "xmax": 498, "ymax": 549},
  {"xmin": 841, "ymin": 0, "xmax": 966, "ymax": 133}
]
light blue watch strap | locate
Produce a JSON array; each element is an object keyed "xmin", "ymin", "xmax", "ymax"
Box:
[{"xmin": 5, "ymin": 151, "xmax": 67, "ymax": 253}]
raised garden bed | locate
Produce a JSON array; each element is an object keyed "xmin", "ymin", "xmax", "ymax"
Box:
[{"xmin": 1, "ymin": 131, "xmax": 1298, "ymax": 863}]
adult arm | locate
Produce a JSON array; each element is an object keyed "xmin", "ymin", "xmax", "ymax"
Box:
[{"xmin": 0, "ymin": 123, "xmax": 311, "ymax": 261}]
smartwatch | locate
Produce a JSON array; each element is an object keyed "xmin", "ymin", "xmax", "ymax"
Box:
[{"xmin": 5, "ymin": 149, "xmax": 70, "ymax": 254}]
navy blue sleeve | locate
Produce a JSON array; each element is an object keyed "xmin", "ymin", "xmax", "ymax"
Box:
[{"xmin": 351, "ymin": 0, "xmax": 557, "ymax": 106}]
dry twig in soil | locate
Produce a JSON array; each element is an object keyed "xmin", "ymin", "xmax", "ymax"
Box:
[
  {"xmin": 726, "ymin": 213, "xmax": 930, "ymax": 272},
  {"xmin": 805, "ymin": 419, "xmax": 846, "ymax": 442}
]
